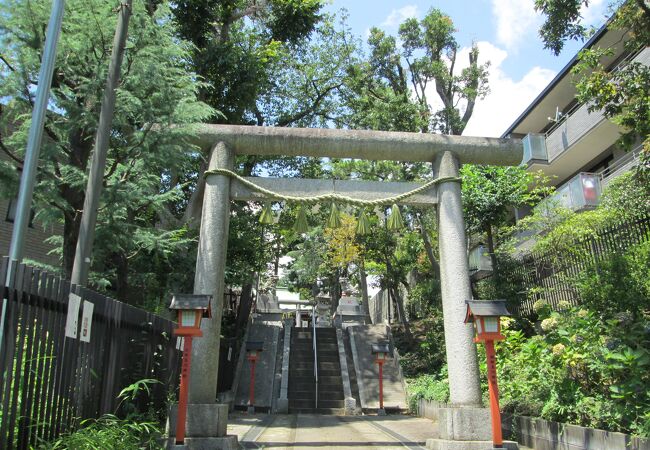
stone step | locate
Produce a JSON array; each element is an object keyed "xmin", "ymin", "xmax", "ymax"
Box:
[
  {"xmin": 289, "ymin": 387, "xmax": 344, "ymax": 398},
  {"xmin": 291, "ymin": 361, "xmax": 340, "ymax": 369},
  {"xmin": 291, "ymin": 369, "xmax": 341, "ymax": 377},
  {"xmin": 289, "ymin": 398, "xmax": 345, "ymax": 409},
  {"xmin": 288, "ymin": 407, "xmax": 346, "ymax": 415},
  {"xmin": 292, "ymin": 381, "xmax": 342, "ymax": 391},
  {"xmin": 289, "ymin": 374, "xmax": 342, "ymax": 385}
]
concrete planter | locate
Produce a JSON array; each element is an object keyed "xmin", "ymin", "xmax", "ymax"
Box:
[{"xmin": 503, "ymin": 414, "xmax": 650, "ymax": 450}]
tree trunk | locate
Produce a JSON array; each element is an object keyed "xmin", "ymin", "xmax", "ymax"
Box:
[
  {"xmin": 416, "ymin": 213, "xmax": 441, "ymax": 275},
  {"xmin": 63, "ymin": 211, "xmax": 81, "ymax": 278},
  {"xmin": 331, "ymin": 269, "xmax": 341, "ymax": 316},
  {"xmin": 182, "ymin": 158, "xmax": 208, "ymax": 227},
  {"xmin": 112, "ymin": 251, "xmax": 129, "ymax": 303},
  {"xmin": 235, "ymin": 282, "xmax": 254, "ymax": 331},
  {"xmin": 358, "ymin": 259, "xmax": 370, "ymax": 321},
  {"xmin": 485, "ymin": 224, "xmax": 499, "ymax": 281},
  {"xmin": 391, "ymin": 284, "xmax": 414, "ymax": 344}
]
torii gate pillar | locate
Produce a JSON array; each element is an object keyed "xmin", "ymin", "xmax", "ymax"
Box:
[
  {"xmin": 434, "ymin": 151, "xmax": 481, "ymax": 406},
  {"xmin": 166, "ymin": 141, "xmax": 238, "ymax": 449}
]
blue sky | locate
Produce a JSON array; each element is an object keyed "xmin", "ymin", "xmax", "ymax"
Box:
[{"xmin": 323, "ymin": 0, "xmax": 610, "ymax": 137}]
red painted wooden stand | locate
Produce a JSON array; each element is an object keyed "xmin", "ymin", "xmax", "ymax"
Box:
[
  {"xmin": 377, "ymin": 359, "xmax": 384, "ymax": 410},
  {"xmin": 485, "ymin": 340, "xmax": 503, "ymax": 448},
  {"xmin": 176, "ymin": 336, "xmax": 193, "ymax": 445},
  {"xmin": 247, "ymin": 354, "xmax": 258, "ymax": 408}
]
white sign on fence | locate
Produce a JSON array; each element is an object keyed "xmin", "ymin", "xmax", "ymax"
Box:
[
  {"xmin": 80, "ymin": 301, "xmax": 94, "ymax": 343},
  {"xmin": 64, "ymin": 293, "xmax": 82, "ymax": 338}
]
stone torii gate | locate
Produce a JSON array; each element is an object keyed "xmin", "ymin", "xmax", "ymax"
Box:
[{"xmin": 170, "ymin": 124, "xmax": 522, "ymax": 449}]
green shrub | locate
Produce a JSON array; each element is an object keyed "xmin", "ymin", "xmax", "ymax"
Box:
[
  {"xmin": 395, "ymin": 313, "xmax": 446, "ymax": 378},
  {"xmin": 574, "ymin": 240, "xmax": 650, "ymax": 319},
  {"xmin": 494, "ymin": 307, "xmax": 650, "ymax": 436},
  {"xmin": 405, "ymin": 366, "xmax": 450, "ymax": 411},
  {"xmin": 40, "ymin": 415, "xmax": 163, "ymax": 449},
  {"xmin": 41, "ymin": 378, "xmax": 166, "ymax": 449},
  {"xmin": 599, "ymin": 172, "xmax": 650, "ymax": 219}
]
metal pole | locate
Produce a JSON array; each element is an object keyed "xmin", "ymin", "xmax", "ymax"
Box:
[
  {"xmin": 176, "ymin": 336, "xmax": 193, "ymax": 444},
  {"xmin": 2, "ymin": 0, "xmax": 66, "ymax": 354},
  {"xmin": 485, "ymin": 340, "xmax": 503, "ymax": 447},
  {"xmin": 70, "ymin": 0, "xmax": 133, "ymax": 286}
]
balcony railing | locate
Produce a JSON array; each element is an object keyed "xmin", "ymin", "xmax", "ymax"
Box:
[
  {"xmin": 599, "ymin": 146, "xmax": 642, "ymax": 187},
  {"xmin": 549, "ymin": 172, "xmax": 602, "ymax": 211},
  {"xmin": 522, "ymin": 47, "xmax": 650, "ymax": 166}
]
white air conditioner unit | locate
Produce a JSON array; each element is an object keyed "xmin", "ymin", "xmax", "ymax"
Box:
[{"xmin": 522, "ymin": 133, "xmax": 548, "ymax": 165}]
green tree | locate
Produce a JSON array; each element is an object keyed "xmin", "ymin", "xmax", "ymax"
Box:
[
  {"xmin": 342, "ymin": 7, "xmax": 489, "ymax": 135},
  {"xmin": 172, "ymin": 0, "xmax": 324, "ymax": 122},
  {"xmin": 461, "ymin": 165, "xmax": 552, "ymax": 279},
  {"xmin": 0, "ymin": 0, "xmax": 211, "ymax": 303}
]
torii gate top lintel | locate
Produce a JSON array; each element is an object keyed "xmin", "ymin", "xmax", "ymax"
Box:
[{"xmin": 195, "ymin": 124, "xmax": 523, "ymax": 166}]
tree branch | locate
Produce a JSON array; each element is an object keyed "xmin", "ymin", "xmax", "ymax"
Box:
[
  {"xmin": 0, "ymin": 138, "xmax": 24, "ymax": 165},
  {"xmin": 276, "ymin": 83, "xmax": 343, "ymax": 127},
  {"xmin": 0, "ymin": 55, "xmax": 16, "ymax": 72}
]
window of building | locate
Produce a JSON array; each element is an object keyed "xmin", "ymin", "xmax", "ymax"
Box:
[{"xmin": 5, "ymin": 198, "xmax": 35, "ymax": 228}]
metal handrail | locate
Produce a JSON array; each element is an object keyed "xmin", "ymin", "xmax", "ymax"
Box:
[
  {"xmin": 312, "ymin": 306, "xmax": 318, "ymax": 409},
  {"xmin": 599, "ymin": 145, "xmax": 642, "ymax": 181}
]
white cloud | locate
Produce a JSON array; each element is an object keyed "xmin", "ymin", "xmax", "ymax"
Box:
[
  {"xmin": 461, "ymin": 41, "xmax": 556, "ymax": 137},
  {"xmin": 381, "ymin": 5, "xmax": 419, "ymax": 28},
  {"xmin": 492, "ymin": 0, "xmax": 542, "ymax": 51},
  {"xmin": 581, "ymin": 0, "xmax": 608, "ymax": 27}
]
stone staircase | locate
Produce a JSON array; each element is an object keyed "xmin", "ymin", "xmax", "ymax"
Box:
[
  {"xmin": 348, "ymin": 324, "xmax": 408, "ymax": 411},
  {"xmin": 288, "ymin": 327, "xmax": 345, "ymax": 414}
]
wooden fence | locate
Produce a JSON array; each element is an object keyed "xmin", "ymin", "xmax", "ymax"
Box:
[
  {"xmin": 0, "ymin": 257, "xmax": 181, "ymax": 450},
  {"xmin": 511, "ymin": 214, "xmax": 650, "ymax": 316}
]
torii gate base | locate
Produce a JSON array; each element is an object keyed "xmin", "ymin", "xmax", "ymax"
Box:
[{"xmin": 165, "ymin": 125, "xmax": 523, "ymax": 449}]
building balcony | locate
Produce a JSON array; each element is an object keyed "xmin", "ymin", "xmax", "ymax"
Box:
[
  {"xmin": 599, "ymin": 146, "xmax": 642, "ymax": 188},
  {"xmin": 549, "ymin": 172, "xmax": 602, "ymax": 211},
  {"xmin": 522, "ymin": 47, "xmax": 650, "ymax": 173}
]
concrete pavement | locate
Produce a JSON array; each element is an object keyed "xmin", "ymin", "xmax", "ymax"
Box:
[{"xmin": 229, "ymin": 413, "xmax": 437, "ymax": 449}]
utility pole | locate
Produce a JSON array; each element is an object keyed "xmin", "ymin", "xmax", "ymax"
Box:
[
  {"xmin": 6, "ymin": 0, "xmax": 66, "ymax": 272},
  {"xmin": 70, "ymin": 0, "xmax": 133, "ymax": 286},
  {"xmin": 2, "ymin": 0, "xmax": 66, "ymax": 353}
]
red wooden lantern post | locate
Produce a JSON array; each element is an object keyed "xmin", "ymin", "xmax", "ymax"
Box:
[
  {"xmin": 169, "ymin": 294, "xmax": 212, "ymax": 445},
  {"xmin": 465, "ymin": 300, "xmax": 512, "ymax": 449},
  {"xmin": 372, "ymin": 342, "xmax": 390, "ymax": 415},
  {"xmin": 245, "ymin": 341, "xmax": 264, "ymax": 414}
]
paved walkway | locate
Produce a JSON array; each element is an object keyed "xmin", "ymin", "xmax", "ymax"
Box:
[{"xmin": 228, "ymin": 413, "xmax": 437, "ymax": 449}]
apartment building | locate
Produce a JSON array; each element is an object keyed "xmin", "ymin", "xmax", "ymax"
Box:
[
  {"xmin": 502, "ymin": 25, "xmax": 647, "ymax": 215},
  {"xmin": 468, "ymin": 24, "xmax": 647, "ymax": 274}
]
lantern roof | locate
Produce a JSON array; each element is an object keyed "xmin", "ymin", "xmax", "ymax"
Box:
[
  {"xmin": 246, "ymin": 341, "xmax": 264, "ymax": 352},
  {"xmin": 371, "ymin": 342, "xmax": 391, "ymax": 354},
  {"xmin": 465, "ymin": 300, "xmax": 511, "ymax": 323},
  {"xmin": 169, "ymin": 294, "xmax": 212, "ymax": 318}
]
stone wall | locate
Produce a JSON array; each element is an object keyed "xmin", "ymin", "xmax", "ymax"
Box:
[{"xmin": 503, "ymin": 415, "xmax": 650, "ymax": 450}]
